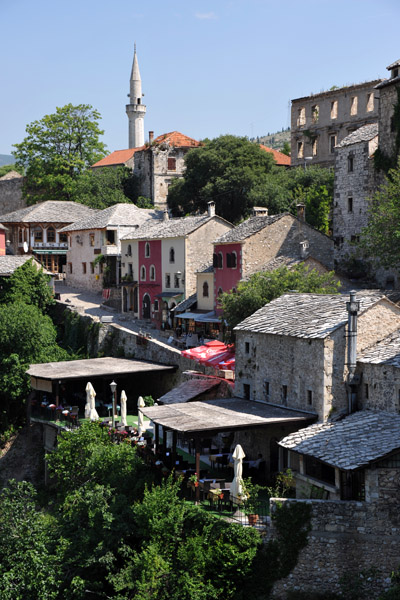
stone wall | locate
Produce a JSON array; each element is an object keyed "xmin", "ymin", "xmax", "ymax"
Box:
[
  {"xmin": 378, "ymin": 82, "xmax": 400, "ymax": 159},
  {"xmin": 0, "ymin": 174, "xmax": 25, "ymax": 216},
  {"xmin": 357, "ymin": 361, "xmax": 400, "ymax": 412},
  {"xmin": 270, "ymin": 479, "xmax": 400, "ymax": 599}
]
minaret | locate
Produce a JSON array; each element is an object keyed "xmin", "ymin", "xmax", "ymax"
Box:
[{"xmin": 126, "ymin": 44, "xmax": 146, "ymax": 148}]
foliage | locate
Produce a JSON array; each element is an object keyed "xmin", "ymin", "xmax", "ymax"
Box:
[
  {"xmin": 143, "ymin": 395, "xmax": 155, "ymax": 406},
  {"xmin": 168, "ymin": 134, "xmax": 276, "ymax": 223},
  {"xmin": 221, "ymin": 263, "xmax": 340, "ymax": 330},
  {"xmin": 359, "ymin": 156, "xmax": 400, "ymax": 268},
  {"xmin": 374, "ymin": 86, "xmax": 400, "ymax": 173},
  {"xmin": 0, "ymin": 163, "xmax": 24, "ymax": 178},
  {"xmin": 12, "ymin": 103, "xmax": 106, "ymax": 204},
  {"xmin": 240, "ymin": 477, "xmax": 266, "ymax": 514},
  {"xmin": 266, "ymin": 468, "xmax": 295, "ymax": 499},
  {"xmin": 379, "ymin": 567, "xmax": 400, "ymax": 599},
  {"xmin": 136, "ymin": 196, "xmax": 154, "ymax": 209},
  {"xmin": 73, "ymin": 165, "xmax": 140, "ymax": 209},
  {"xmin": 0, "ymin": 259, "xmax": 54, "ymax": 312},
  {"xmin": 269, "ymin": 501, "xmax": 312, "ymax": 578},
  {"xmin": 280, "ymin": 141, "xmax": 291, "ymax": 156}
]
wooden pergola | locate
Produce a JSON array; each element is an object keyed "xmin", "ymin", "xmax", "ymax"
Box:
[{"xmin": 142, "ymin": 398, "xmax": 315, "ymax": 501}]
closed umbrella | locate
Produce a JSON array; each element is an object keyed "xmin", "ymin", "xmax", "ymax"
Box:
[
  {"xmin": 85, "ymin": 382, "xmax": 93, "ymax": 419},
  {"xmin": 87, "ymin": 382, "xmax": 99, "ymax": 421},
  {"xmin": 137, "ymin": 396, "xmax": 146, "ymax": 436},
  {"xmin": 120, "ymin": 390, "xmax": 128, "ymax": 427},
  {"xmin": 230, "ymin": 444, "xmax": 246, "ymax": 504}
]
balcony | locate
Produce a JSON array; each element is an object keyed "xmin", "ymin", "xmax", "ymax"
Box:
[{"xmin": 101, "ymin": 244, "xmax": 119, "ymax": 256}]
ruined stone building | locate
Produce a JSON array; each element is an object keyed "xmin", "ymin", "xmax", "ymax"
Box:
[
  {"xmin": 0, "ymin": 170, "xmax": 25, "ymax": 216},
  {"xmin": 291, "ymin": 79, "xmax": 382, "ymax": 168}
]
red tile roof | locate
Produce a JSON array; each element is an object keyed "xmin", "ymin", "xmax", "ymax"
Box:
[
  {"xmin": 152, "ymin": 131, "xmax": 201, "ymax": 148},
  {"xmin": 260, "ymin": 144, "xmax": 291, "ymax": 166},
  {"xmin": 91, "ymin": 148, "xmax": 144, "ymax": 168}
]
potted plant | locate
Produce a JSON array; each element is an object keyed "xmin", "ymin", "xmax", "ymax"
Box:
[{"xmin": 242, "ymin": 477, "xmax": 266, "ymax": 525}]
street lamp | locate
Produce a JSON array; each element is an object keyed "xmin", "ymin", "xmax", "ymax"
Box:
[
  {"xmin": 303, "ymin": 156, "xmax": 313, "ymax": 171},
  {"xmin": 110, "ymin": 380, "xmax": 117, "ymax": 428}
]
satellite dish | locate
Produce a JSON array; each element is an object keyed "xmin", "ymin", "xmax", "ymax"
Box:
[{"xmin": 23, "ymin": 242, "xmax": 28, "ymax": 253}]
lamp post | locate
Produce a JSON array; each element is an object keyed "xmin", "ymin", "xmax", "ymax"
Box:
[
  {"xmin": 303, "ymin": 156, "xmax": 313, "ymax": 171},
  {"xmin": 110, "ymin": 381, "xmax": 117, "ymax": 428}
]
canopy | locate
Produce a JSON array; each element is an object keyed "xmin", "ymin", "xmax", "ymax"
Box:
[
  {"xmin": 219, "ymin": 357, "xmax": 235, "ymax": 371},
  {"xmin": 203, "ymin": 349, "xmax": 235, "ymax": 368},
  {"xmin": 181, "ymin": 340, "xmax": 226, "ymax": 361}
]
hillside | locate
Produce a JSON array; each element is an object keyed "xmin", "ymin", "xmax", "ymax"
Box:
[
  {"xmin": 251, "ymin": 128, "xmax": 291, "ymax": 151},
  {"xmin": 0, "ymin": 154, "xmax": 15, "ymax": 167}
]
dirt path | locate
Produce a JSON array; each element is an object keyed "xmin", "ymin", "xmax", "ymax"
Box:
[{"xmin": 0, "ymin": 423, "xmax": 44, "ymax": 488}]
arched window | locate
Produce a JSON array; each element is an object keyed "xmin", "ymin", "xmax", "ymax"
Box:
[
  {"xmin": 141, "ymin": 266, "xmax": 146, "ymax": 281},
  {"xmin": 145, "ymin": 242, "xmax": 150, "ymax": 258},
  {"xmin": 231, "ymin": 251, "xmax": 237, "ymax": 268},
  {"xmin": 150, "ymin": 265, "xmax": 156, "ymax": 281},
  {"xmin": 203, "ymin": 281, "xmax": 209, "ymax": 297},
  {"xmin": 218, "ymin": 287, "xmax": 223, "ymax": 297},
  {"xmin": 169, "ymin": 247, "xmax": 175, "ymax": 263},
  {"xmin": 127, "ymin": 244, "xmax": 132, "ymax": 257},
  {"xmin": 218, "ymin": 252, "xmax": 223, "ymax": 269}
]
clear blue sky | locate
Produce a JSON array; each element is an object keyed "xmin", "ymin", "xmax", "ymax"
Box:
[{"xmin": 1, "ymin": 0, "xmax": 400, "ymax": 156}]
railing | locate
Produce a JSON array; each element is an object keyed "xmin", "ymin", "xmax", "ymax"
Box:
[{"xmin": 199, "ymin": 492, "xmax": 270, "ymax": 530}]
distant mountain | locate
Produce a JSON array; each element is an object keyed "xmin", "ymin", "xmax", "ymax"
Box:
[
  {"xmin": 0, "ymin": 154, "xmax": 15, "ymax": 167},
  {"xmin": 251, "ymin": 128, "xmax": 291, "ymax": 151}
]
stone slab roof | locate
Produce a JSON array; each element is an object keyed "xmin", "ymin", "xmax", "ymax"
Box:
[
  {"xmin": 259, "ymin": 145, "xmax": 291, "ymax": 166},
  {"xmin": 0, "ymin": 201, "xmax": 98, "ymax": 224},
  {"xmin": 158, "ymin": 378, "xmax": 221, "ymax": 404},
  {"xmin": 279, "ymin": 410, "xmax": 400, "ymax": 471},
  {"xmin": 0, "ymin": 255, "xmax": 41, "ymax": 276},
  {"xmin": 142, "ymin": 398, "xmax": 315, "ymax": 435},
  {"xmin": 337, "ymin": 123, "xmax": 378, "ymax": 148},
  {"xmin": 196, "ymin": 263, "xmax": 214, "ymax": 274},
  {"xmin": 173, "ymin": 293, "xmax": 197, "ymax": 313},
  {"xmin": 234, "ymin": 291, "xmax": 385, "ymax": 338},
  {"xmin": 358, "ymin": 330, "xmax": 400, "ymax": 368},
  {"xmin": 375, "ymin": 74, "xmax": 400, "ymax": 89},
  {"xmin": 215, "ymin": 214, "xmax": 285, "ymax": 244},
  {"xmin": 122, "ymin": 214, "xmax": 220, "ymax": 240},
  {"xmin": 59, "ymin": 203, "xmax": 160, "ymax": 232}
]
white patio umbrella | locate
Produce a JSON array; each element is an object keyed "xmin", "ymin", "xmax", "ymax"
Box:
[
  {"xmin": 230, "ymin": 444, "xmax": 246, "ymax": 504},
  {"xmin": 120, "ymin": 390, "xmax": 128, "ymax": 427},
  {"xmin": 137, "ymin": 396, "xmax": 146, "ymax": 436},
  {"xmin": 86, "ymin": 382, "xmax": 99, "ymax": 421}
]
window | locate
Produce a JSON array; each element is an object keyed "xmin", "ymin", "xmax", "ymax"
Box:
[
  {"xmin": 89, "ymin": 234, "xmax": 95, "ymax": 247},
  {"xmin": 90, "ymin": 262, "xmax": 94, "ymax": 274},
  {"xmin": 312, "ymin": 138, "xmax": 318, "ymax": 156},
  {"xmin": 245, "ymin": 342, "xmax": 250, "ymax": 354},
  {"xmin": 106, "ymin": 230, "xmax": 115, "ymax": 245},
  {"xmin": 243, "ymin": 384, "xmax": 250, "ymax": 400},
  {"xmin": 34, "ymin": 228, "xmax": 43, "ymax": 243},
  {"xmin": 60, "ymin": 233, "xmax": 67, "ymax": 243},
  {"xmin": 217, "ymin": 252, "xmax": 223, "ymax": 269},
  {"xmin": 297, "ymin": 141, "xmax": 304, "ymax": 158},
  {"xmin": 203, "ymin": 281, "xmax": 209, "ymax": 297},
  {"xmin": 165, "ymin": 273, "xmax": 171, "ymax": 288},
  {"xmin": 47, "ymin": 227, "xmax": 55, "ymax": 243},
  {"xmin": 82, "ymin": 262, "xmax": 86, "ymax": 274},
  {"xmin": 217, "ymin": 287, "xmax": 223, "ymax": 297},
  {"xmin": 169, "ymin": 247, "xmax": 175, "ymax": 263},
  {"xmin": 231, "ymin": 251, "xmax": 237, "ymax": 268},
  {"xmin": 348, "ymin": 156, "xmax": 354, "ymax": 172},
  {"xmin": 350, "ymin": 96, "xmax": 358, "ymax": 116},
  {"xmin": 145, "ymin": 242, "xmax": 150, "ymax": 258},
  {"xmin": 226, "ymin": 253, "xmax": 231, "ymax": 268},
  {"xmin": 174, "ymin": 273, "xmax": 180, "ymax": 288},
  {"xmin": 167, "ymin": 157, "xmax": 176, "ymax": 171},
  {"xmin": 150, "ymin": 265, "xmax": 155, "ymax": 280},
  {"xmin": 366, "ymin": 92, "xmax": 374, "ymax": 112},
  {"xmin": 307, "ymin": 390, "xmax": 313, "ymax": 406},
  {"xmin": 282, "ymin": 385, "xmax": 288, "ymax": 404},
  {"xmin": 141, "ymin": 266, "xmax": 146, "ymax": 280},
  {"xmin": 154, "ymin": 299, "xmax": 159, "ymax": 311},
  {"xmin": 364, "ymin": 383, "xmax": 369, "ymax": 399},
  {"xmin": 330, "ymin": 100, "xmax": 338, "ymax": 119},
  {"xmin": 297, "ymin": 107, "xmax": 306, "ymax": 127},
  {"xmin": 311, "ymin": 104, "xmax": 319, "ymax": 123},
  {"xmin": 68, "ymin": 263, "xmax": 72, "ymax": 274},
  {"xmin": 128, "ymin": 263, "xmax": 133, "ymax": 277},
  {"xmin": 306, "ymin": 456, "xmax": 336, "ymax": 486},
  {"xmin": 213, "ymin": 253, "xmax": 218, "ymax": 268},
  {"xmin": 348, "ymin": 197, "xmax": 353, "ymax": 213},
  {"xmin": 351, "ymin": 235, "xmax": 360, "ymax": 243},
  {"xmin": 334, "ymin": 236, "xmax": 344, "ymax": 247},
  {"xmin": 127, "ymin": 244, "xmax": 132, "ymax": 256},
  {"xmin": 329, "ymin": 134, "xmax": 337, "ymax": 154},
  {"xmin": 264, "ymin": 380, "xmax": 270, "ymax": 400}
]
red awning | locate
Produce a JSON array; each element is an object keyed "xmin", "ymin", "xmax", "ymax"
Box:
[
  {"xmin": 203, "ymin": 349, "xmax": 235, "ymax": 368},
  {"xmin": 181, "ymin": 340, "xmax": 226, "ymax": 361}
]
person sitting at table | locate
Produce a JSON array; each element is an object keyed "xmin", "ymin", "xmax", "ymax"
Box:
[{"xmin": 248, "ymin": 453, "xmax": 263, "ymax": 469}]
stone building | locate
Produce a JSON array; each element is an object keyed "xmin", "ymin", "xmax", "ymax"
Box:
[
  {"xmin": 119, "ymin": 202, "xmax": 232, "ymax": 326},
  {"xmin": 0, "ymin": 171, "xmax": 25, "ymax": 215},
  {"xmin": 332, "ymin": 123, "xmax": 378, "ymax": 265},
  {"xmin": 0, "ymin": 201, "xmax": 97, "ymax": 275},
  {"xmin": 291, "ymin": 79, "xmax": 382, "ymax": 168},
  {"xmin": 374, "ymin": 58, "xmax": 400, "ymax": 159},
  {"xmin": 59, "ymin": 203, "xmax": 159, "ymax": 293},
  {"xmin": 213, "ymin": 206, "xmax": 334, "ymax": 311}
]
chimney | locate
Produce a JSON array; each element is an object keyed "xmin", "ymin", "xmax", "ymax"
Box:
[
  {"xmin": 149, "ymin": 131, "xmax": 154, "ymax": 144},
  {"xmin": 252, "ymin": 206, "xmax": 268, "ymax": 217},
  {"xmin": 163, "ymin": 208, "xmax": 169, "ymax": 221},
  {"xmin": 346, "ymin": 291, "xmax": 360, "ymax": 414},
  {"xmin": 296, "ymin": 203, "xmax": 305, "ymax": 222},
  {"xmin": 299, "ymin": 240, "xmax": 309, "ymax": 259},
  {"xmin": 207, "ymin": 201, "xmax": 215, "ymax": 217}
]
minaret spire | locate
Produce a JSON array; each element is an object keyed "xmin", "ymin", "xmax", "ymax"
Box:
[{"xmin": 126, "ymin": 44, "xmax": 146, "ymax": 148}]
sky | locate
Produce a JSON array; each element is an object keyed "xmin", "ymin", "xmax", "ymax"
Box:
[{"xmin": 1, "ymin": 0, "xmax": 400, "ymax": 157}]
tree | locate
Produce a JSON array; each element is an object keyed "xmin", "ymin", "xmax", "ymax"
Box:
[
  {"xmin": 73, "ymin": 166, "xmax": 141, "ymax": 209},
  {"xmin": 1, "ymin": 259, "xmax": 55, "ymax": 311},
  {"xmin": 0, "ymin": 163, "xmax": 24, "ymax": 178},
  {"xmin": 13, "ymin": 104, "xmax": 107, "ymax": 204},
  {"xmin": 359, "ymin": 157, "xmax": 400, "ymax": 269},
  {"xmin": 167, "ymin": 135, "xmax": 276, "ymax": 223},
  {"xmin": 280, "ymin": 141, "xmax": 291, "ymax": 156},
  {"xmin": 221, "ymin": 264, "xmax": 340, "ymax": 330}
]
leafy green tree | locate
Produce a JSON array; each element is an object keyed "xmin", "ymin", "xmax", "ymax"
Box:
[
  {"xmin": 360, "ymin": 157, "xmax": 400, "ymax": 269},
  {"xmin": 280, "ymin": 141, "xmax": 291, "ymax": 156},
  {"xmin": 13, "ymin": 104, "xmax": 107, "ymax": 204},
  {"xmin": 0, "ymin": 163, "xmax": 24, "ymax": 178},
  {"xmin": 73, "ymin": 166, "xmax": 140, "ymax": 209},
  {"xmin": 221, "ymin": 264, "xmax": 340, "ymax": 330},
  {"xmin": 1, "ymin": 259, "xmax": 54, "ymax": 311},
  {"xmin": 167, "ymin": 135, "xmax": 276, "ymax": 223}
]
